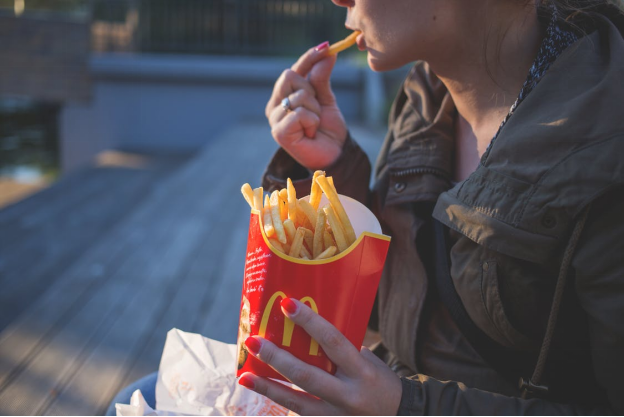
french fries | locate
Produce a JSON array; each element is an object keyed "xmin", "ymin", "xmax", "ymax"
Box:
[
  {"xmin": 253, "ymin": 187, "xmax": 263, "ymax": 211},
  {"xmin": 287, "ymin": 178, "xmax": 297, "ymax": 224},
  {"xmin": 270, "ymin": 190, "xmax": 287, "ymax": 244},
  {"xmin": 297, "ymin": 199, "xmax": 318, "ymax": 228},
  {"xmin": 263, "ymin": 195, "xmax": 275, "ymax": 237},
  {"xmin": 313, "ymin": 208, "xmax": 326, "ymax": 259},
  {"xmin": 309, "ymin": 170, "xmax": 325, "ymax": 210},
  {"xmin": 328, "ymin": 31, "xmax": 361, "ymax": 55},
  {"xmin": 241, "ymin": 184, "xmax": 254, "ymax": 209},
  {"xmin": 279, "ymin": 189, "xmax": 288, "ymax": 221},
  {"xmin": 316, "ymin": 175, "xmax": 356, "ymax": 245},
  {"xmin": 241, "ymin": 175, "xmax": 358, "ymax": 260},
  {"xmin": 324, "ymin": 205, "xmax": 348, "ymax": 252}
]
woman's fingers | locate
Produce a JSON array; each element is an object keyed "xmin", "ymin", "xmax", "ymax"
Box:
[
  {"xmin": 281, "ymin": 299, "xmax": 364, "ymax": 377},
  {"xmin": 291, "ymin": 45, "xmax": 338, "ymax": 106},
  {"xmin": 271, "ymin": 107, "xmax": 320, "ymax": 142},
  {"xmin": 266, "ymin": 69, "xmax": 316, "ymax": 119},
  {"xmin": 243, "ymin": 338, "xmax": 346, "ymax": 404},
  {"xmin": 290, "ymin": 44, "xmax": 330, "ymax": 77},
  {"xmin": 266, "ymin": 46, "xmax": 337, "ymax": 119},
  {"xmin": 269, "ymin": 89, "xmax": 322, "ymax": 126},
  {"xmin": 288, "ymin": 89, "xmax": 322, "ymax": 116},
  {"xmin": 239, "ymin": 372, "xmax": 335, "ymax": 416},
  {"xmin": 307, "ymin": 54, "xmax": 337, "ymax": 106}
]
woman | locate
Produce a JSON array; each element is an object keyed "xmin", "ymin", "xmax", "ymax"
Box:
[{"xmin": 241, "ymin": 0, "xmax": 624, "ymax": 414}]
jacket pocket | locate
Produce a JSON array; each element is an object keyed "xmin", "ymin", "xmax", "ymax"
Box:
[{"xmin": 480, "ymin": 260, "xmax": 539, "ymax": 350}]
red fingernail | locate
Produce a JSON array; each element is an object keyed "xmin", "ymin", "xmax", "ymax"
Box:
[
  {"xmin": 245, "ymin": 336, "xmax": 262, "ymax": 355},
  {"xmin": 315, "ymin": 41, "xmax": 329, "ymax": 51},
  {"xmin": 238, "ymin": 375, "xmax": 255, "ymax": 390},
  {"xmin": 281, "ymin": 298, "xmax": 298, "ymax": 315}
]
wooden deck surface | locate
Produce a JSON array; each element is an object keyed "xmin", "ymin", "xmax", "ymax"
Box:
[{"xmin": 0, "ymin": 122, "xmax": 384, "ymax": 415}]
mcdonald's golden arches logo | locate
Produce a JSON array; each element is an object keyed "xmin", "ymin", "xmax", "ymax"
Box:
[{"xmin": 258, "ymin": 291, "xmax": 320, "ymax": 356}]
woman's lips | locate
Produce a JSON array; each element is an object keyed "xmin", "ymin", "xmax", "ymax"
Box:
[{"xmin": 356, "ymin": 32, "xmax": 366, "ymax": 51}]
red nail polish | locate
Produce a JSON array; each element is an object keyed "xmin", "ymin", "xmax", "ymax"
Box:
[
  {"xmin": 245, "ymin": 336, "xmax": 262, "ymax": 355},
  {"xmin": 281, "ymin": 298, "xmax": 298, "ymax": 315},
  {"xmin": 238, "ymin": 375, "xmax": 255, "ymax": 390},
  {"xmin": 315, "ymin": 41, "xmax": 329, "ymax": 51}
]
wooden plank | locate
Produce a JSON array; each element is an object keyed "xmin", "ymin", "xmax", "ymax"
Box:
[
  {"xmin": 116, "ymin": 217, "xmax": 242, "ymax": 389},
  {"xmin": 0, "ymin": 160, "xmax": 193, "ymax": 401},
  {"xmin": 0, "ymin": 176, "xmax": 196, "ymax": 415},
  {"xmin": 0, "ymin": 152, "xmax": 190, "ymax": 246},
  {"xmin": 41, "ymin": 177, "xmax": 235, "ymax": 414},
  {"xmin": 45, "ymin": 125, "xmax": 277, "ymax": 415},
  {"xmin": 0, "ymin": 168, "xmax": 110, "ymax": 234},
  {"xmin": 0, "ymin": 164, "xmax": 183, "ymax": 331},
  {"xmin": 196, "ymin": 207, "xmax": 249, "ymax": 343},
  {"xmin": 112, "ymin": 126, "xmax": 277, "ymax": 401},
  {"xmin": 0, "ymin": 124, "xmax": 278, "ymax": 415}
]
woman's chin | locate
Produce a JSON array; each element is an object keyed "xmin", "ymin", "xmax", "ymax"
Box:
[{"xmin": 367, "ymin": 54, "xmax": 400, "ymax": 72}]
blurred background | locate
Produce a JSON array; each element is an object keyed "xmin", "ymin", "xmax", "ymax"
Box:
[{"xmin": 0, "ymin": 0, "xmax": 406, "ymax": 415}]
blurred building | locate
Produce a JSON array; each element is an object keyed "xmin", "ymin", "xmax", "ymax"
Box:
[{"xmin": 1, "ymin": 0, "xmax": 379, "ymax": 190}]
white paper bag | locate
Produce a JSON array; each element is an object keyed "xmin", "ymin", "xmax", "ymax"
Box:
[{"xmin": 116, "ymin": 329, "xmax": 294, "ymax": 416}]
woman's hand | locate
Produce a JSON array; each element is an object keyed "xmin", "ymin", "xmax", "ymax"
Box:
[
  {"xmin": 265, "ymin": 44, "xmax": 348, "ymax": 171},
  {"xmin": 238, "ymin": 298, "xmax": 402, "ymax": 415}
]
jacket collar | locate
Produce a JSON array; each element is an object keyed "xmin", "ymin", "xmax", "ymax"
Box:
[{"xmin": 377, "ymin": 62, "xmax": 455, "ymax": 206}]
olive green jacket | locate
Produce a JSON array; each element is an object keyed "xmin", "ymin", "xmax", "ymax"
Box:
[{"xmin": 263, "ymin": 13, "xmax": 624, "ymax": 415}]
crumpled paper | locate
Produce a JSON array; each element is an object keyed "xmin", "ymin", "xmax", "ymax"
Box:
[
  {"xmin": 116, "ymin": 390, "xmax": 176, "ymax": 416},
  {"xmin": 116, "ymin": 329, "xmax": 295, "ymax": 416}
]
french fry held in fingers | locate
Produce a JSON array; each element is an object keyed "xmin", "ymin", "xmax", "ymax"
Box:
[
  {"xmin": 316, "ymin": 175, "xmax": 357, "ymax": 245},
  {"xmin": 328, "ymin": 31, "xmax": 361, "ymax": 55}
]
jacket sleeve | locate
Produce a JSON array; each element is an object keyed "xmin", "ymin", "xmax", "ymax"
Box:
[
  {"xmin": 397, "ymin": 187, "xmax": 624, "ymax": 415},
  {"xmin": 397, "ymin": 375, "xmax": 583, "ymax": 415},
  {"xmin": 261, "ymin": 133, "xmax": 372, "ymax": 206}
]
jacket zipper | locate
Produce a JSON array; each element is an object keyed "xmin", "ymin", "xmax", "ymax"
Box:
[{"xmin": 391, "ymin": 166, "xmax": 449, "ymax": 180}]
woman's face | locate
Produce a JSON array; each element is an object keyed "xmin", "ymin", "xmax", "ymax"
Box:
[{"xmin": 332, "ymin": 0, "xmax": 473, "ymax": 72}]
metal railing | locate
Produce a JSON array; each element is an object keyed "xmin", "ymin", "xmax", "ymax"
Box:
[{"xmin": 92, "ymin": 0, "xmax": 350, "ymax": 57}]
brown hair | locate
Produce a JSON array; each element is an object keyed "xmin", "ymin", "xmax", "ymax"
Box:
[{"xmin": 544, "ymin": 0, "xmax": 624, "ymax": 27}]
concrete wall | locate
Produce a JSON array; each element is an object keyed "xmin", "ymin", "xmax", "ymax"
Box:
[{"xmin": 60, "ymin": 54, "xmax": 367, "ymax": 173}]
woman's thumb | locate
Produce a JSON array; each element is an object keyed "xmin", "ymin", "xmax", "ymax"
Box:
[{"xmin": 309, "ymin": 54, "xmax": 338, "ymax": 106}]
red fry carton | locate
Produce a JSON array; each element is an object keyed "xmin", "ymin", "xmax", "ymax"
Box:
[{"xmin": 236, "ymin": 195, "xmax": 391, "ymax": 382}]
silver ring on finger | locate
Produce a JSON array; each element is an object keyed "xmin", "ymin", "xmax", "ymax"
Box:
[{"xmin": 281, "ymin": 97, "xmax": 293, "ymax": 113}]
